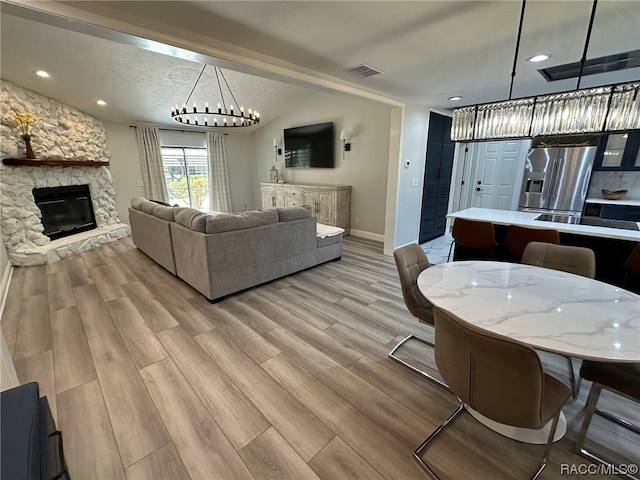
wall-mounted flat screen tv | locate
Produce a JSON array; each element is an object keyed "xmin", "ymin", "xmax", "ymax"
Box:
[{"xmin": 284, "ymin": 121, "xmax": 334, "ymax": 168}]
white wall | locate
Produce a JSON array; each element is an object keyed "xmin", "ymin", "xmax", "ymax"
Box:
[
  {"xmin": 253, "ymin": 92, "xmax": 392, "ymax": 236},
  {"xmin": 104, "ymin": 122, "xmax": 145, "ymax": 224},
  {"xmin": 224, "ymin": 133, "xmax": 257, "ymax": 212},
  {"xmin": 391, "ymin": 104, "xmax": 430, "ymax": 249},
  {"xmin": 104, "ymin": 123, "xmax": 259, "ymax": 221}
]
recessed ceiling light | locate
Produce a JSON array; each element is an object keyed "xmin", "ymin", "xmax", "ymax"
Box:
[
  {"xmin": 35, "ymin": 70, "xmax": 50, "ymax": 78},
  {"xmin": 96, "ymin": 99, "xmax": 107, "ymax": 106},
  {"xmin": 449, "ymin": 96, "xmax": 463, "ymax": 101},
  {"xmin": 527, "ymin": 54, "xmax": 550, "ymax": 63}
]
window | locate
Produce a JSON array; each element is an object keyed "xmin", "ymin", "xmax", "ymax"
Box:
[{"xmin": 161, "ymin": 147, "xmax": 209, "ymax": 209}]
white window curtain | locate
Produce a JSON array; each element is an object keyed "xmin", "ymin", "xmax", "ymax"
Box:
[
  {"xmin": 206, "ymin": 132, "xmax": 233, "ymax": 213},
  {"xmin": 135, "ymin": 126, "xmax": 169, "ymax": 202}
]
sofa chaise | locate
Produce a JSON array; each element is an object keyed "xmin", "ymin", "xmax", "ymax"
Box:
[{"xmin": 128, "ymin": 197, "xmax": 343, "ymax": 301}]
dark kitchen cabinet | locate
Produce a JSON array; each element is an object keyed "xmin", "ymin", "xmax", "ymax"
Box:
[
  {"xmin": 419, "ymin": 112, "xmax": 455, "ymax": 243},
  {"xmin": 593, "ymin": 132, "xmax": 640, "ymax": 171}
]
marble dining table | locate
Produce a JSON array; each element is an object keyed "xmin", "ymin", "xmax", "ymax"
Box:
[
  {"xmin": 418, "ymin": 260, "xmax": 640, "ymax": 363},
  {"xmin": 417, "ymin": 260, "xmax": 640, "ymax": 443}
]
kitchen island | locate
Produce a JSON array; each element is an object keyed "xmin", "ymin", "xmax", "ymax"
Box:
[{"xmin": 447, "ymin": 208, "xmax": 640, "ymax": 286}]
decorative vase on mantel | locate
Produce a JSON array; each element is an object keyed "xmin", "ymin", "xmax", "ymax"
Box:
[{"xmin": 22, "ymin": 135, "xmax": 36, "ymax": 159}]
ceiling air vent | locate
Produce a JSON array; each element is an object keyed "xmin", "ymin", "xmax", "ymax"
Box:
[
  {"xmin": 539, "ymin": 49, "xmax": 640, "ymax": 82},
  {"xmin": 344, "ymin": 64, "xmax": 383, "ymax": 78}
]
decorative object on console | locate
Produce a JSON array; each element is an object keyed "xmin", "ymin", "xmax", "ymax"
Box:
[
  {"xmin": 170, "ymin": 65, "xmax": 260, "ymax": 128},
  {"xmin": 269, "ymin": 165, "xmax": 279, "ymax": 183},
  {"xmin": 3, "ymin": 110, "xmax": 42, "ymax": 158},
  {"xmin": 601, "ymin": 189, "xmax": 628, "ymax": 200},
  {"xmin": 451, "ymin": 0, "xmax": 640, "ymax": 142},
  {"xmin": 340, "ymin": 129, "xmax": 351, "ymax": 160}
]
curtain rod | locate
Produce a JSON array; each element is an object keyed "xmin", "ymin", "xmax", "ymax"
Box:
[{"xmin": 129, "ymin": 125, "xmax": 228, "ymax": 135}]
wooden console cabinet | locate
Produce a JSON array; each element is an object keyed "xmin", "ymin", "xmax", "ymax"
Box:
[{"xmin": 261, "ymin": 183, "xmax": 351, "ymax": 234}]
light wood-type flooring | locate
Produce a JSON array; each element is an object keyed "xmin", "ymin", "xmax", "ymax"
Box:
[{"xmin": 2, "ymin": 236, "xmax": 638, "ymax": 480}]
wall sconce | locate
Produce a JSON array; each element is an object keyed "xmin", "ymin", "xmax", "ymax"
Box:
[
  {"xmin": 272, "ymin": 137, "xmax": 282, "ymax": 162},
  {"xmin": 340, "ymin": 130, "xmax": 351, "ymax": 160}
]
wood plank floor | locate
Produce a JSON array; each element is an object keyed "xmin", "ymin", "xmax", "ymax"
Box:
[{"xmin": 3, "ymin": 236, "xmax": 638, "ymax": 480}]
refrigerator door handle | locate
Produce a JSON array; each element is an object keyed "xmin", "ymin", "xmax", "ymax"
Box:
[{"xmin": 549, "ymin": 158, "xmax": 562, "ymax": 201}]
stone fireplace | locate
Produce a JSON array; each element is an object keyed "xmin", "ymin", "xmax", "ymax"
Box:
[
  {"xmin": 1, "ymin": 162, "xmax": 129, "ymax": 266},
  {"xmin": 1, "ymin": 80, "xmax": 129, "ymax": 266}
]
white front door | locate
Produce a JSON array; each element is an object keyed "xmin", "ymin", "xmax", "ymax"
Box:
[{"xmin": 469, "ymin": 140, "xmax": 528, "ymax": 210}]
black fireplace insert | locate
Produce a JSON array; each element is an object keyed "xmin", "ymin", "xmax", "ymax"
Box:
[{"xmin": 32, "ymin": 185, "xmax": 97, "ymax": 240}]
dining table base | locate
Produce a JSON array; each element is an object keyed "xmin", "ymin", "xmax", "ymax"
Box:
[{"xmin": 465, "ymin": 406, "xmax": 567, "ymax": 444}]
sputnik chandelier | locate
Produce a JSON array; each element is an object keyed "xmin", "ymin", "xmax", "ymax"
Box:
[
  {"xmin": 451, "ymin": 0, "xmax": 640, "ymax": 142},
  {"xmin": 171, "ymin": 65, "xmax": 260, "ymax": 128}
]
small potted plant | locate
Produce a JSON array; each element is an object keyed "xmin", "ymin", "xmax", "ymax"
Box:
[{"xmin": 4, "ymin": 111, "xmax": 42, "ymax": 159}]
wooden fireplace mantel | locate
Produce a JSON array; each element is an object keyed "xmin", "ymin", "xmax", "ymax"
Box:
[{"xmin": 3, "ymin": 157, "xmax": 110, "ymax": 167}]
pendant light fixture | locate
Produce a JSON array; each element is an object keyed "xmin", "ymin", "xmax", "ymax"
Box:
[
  {"xmin": 451, "ymin": 0, "xmax": 640, "ymax": 142},
  {"xmin": 171, "ymin": 65, "xmax": 260, "ymax": 128}
]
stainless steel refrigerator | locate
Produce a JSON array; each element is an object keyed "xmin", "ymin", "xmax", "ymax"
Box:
[{"xmin": 518, "ymin": 146, "xmax": 596, "ymax": 214}]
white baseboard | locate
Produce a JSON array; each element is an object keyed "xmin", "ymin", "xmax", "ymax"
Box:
[
  {"xmin": 0, "ymin": 262, "xmax": 13, "ymax": 319},
  {"xmin": 349, "ymin": 229, "xmax": 385, "ymax": 243}
]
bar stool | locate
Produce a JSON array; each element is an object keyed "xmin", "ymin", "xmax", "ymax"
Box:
[
  {"xmin": 623, "ymin": 244, "xmax": 640, "ymax": 294},
  {"xmin": 448, "ymin": 218, "xmax": 497, "ymax": 261},
  {"xmin": 504, "ymin": 225, "xmax": 560, "ymax": 262}
]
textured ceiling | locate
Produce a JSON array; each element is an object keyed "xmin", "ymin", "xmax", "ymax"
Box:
[
  {"xmin": 1, "ymin": 1, "xmax": 639, "ymax": 130},
  {"xmin": 0, "ymin": 12, "xmax": 316, "ymax": 130}
]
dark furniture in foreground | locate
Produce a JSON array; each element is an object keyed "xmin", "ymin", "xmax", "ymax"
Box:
[{"xmin": 1, "ymin": 382, "xmax": 69, "ymax": 480}]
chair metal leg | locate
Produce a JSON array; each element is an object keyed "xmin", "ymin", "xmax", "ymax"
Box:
[
  {"xmin": 413, "ymin": 402, "xmax": 465, "ymax": 479},
  {"xmin": 567, "ymin": 356, "xmax": 580, "ymax": 398},
  {"xmin": 575, "ymin": 382, "xmax": 640, "ymax": 480},
  {"xmin": 446, "ymin": 240, "xmax": 455, "ymax": 262},
  {"xmin": 388, "ymin": 334, "xmax": 450, "ymax": 393},
  {"xmin": 414, "ymin": 402, "xmax": 561, "ymax": 480},
  {"xmin": 531, "ymin": 410, "xmax": 562, "ymax": 480}
]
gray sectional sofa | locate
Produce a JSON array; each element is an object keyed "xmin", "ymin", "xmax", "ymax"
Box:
[{"xmin": 128, "ymin": 197, "xmax": 342, "ymax": 301}]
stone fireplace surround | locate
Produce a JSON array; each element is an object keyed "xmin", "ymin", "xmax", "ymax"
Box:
[
  {"xmin": 1, "ymin": 80, "xmax": 129, "ymax": 266},
  {"xmin": 1, "ymin": 163, "xmax": 129, "ymax": 266}
]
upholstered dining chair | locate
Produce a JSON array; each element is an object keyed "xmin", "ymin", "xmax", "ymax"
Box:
[
  {"xmin": 575, "ymin": 360, "xmax": 640, "ymax": 479},
  {"xmin": 522, "ymin": 242, "xmax": 596, "ymax": 278},
  {"xmin": 504, "ymin": 224, "xmax": 560, "ymax": 262},
  {"xmin": 413, "ymin": 307, "xmax": 571, "ymax": 480},
  {"xmin": 521, "ymin": 241, "xmax": 596, "ymax": 398},
  {"xmin": 447, "ymin": 218, "xmax": 497, "ymax": 261},
  {"xmin": 390, "ymin": 244, "xmax": 449, "ymax": 391}
]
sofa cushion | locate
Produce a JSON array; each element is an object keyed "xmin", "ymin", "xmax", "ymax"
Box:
[
  {"xmin": 205, "ymin": 210, "xmax": 278, "ymax": 233},
  {"xmin": 153, "ymin": 204, "xmax": 176, "ymax": 222},
  {"xmin": 277, "ymin": 207, "xmax": 312, "ymax": 222},
  {"xmin": 175, "ymin": 207, "xmax": 210, "ymax": 232},
  {"xmin": 131, "ymin": 197, "xmax": 147, "ymax": 210}
]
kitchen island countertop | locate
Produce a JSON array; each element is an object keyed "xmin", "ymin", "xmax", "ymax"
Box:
[
  {"xmin": 447, "ymin": 208, "xmax": 640, "ymax": 242},
  {"xmin": 585, "ymin": 197, "xmax": 640, "ymax": 207}
]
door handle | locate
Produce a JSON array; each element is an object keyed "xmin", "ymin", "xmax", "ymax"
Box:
[{"xmin": 476, "ymin": 187, "xmax": 482, "ymax": 192}]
